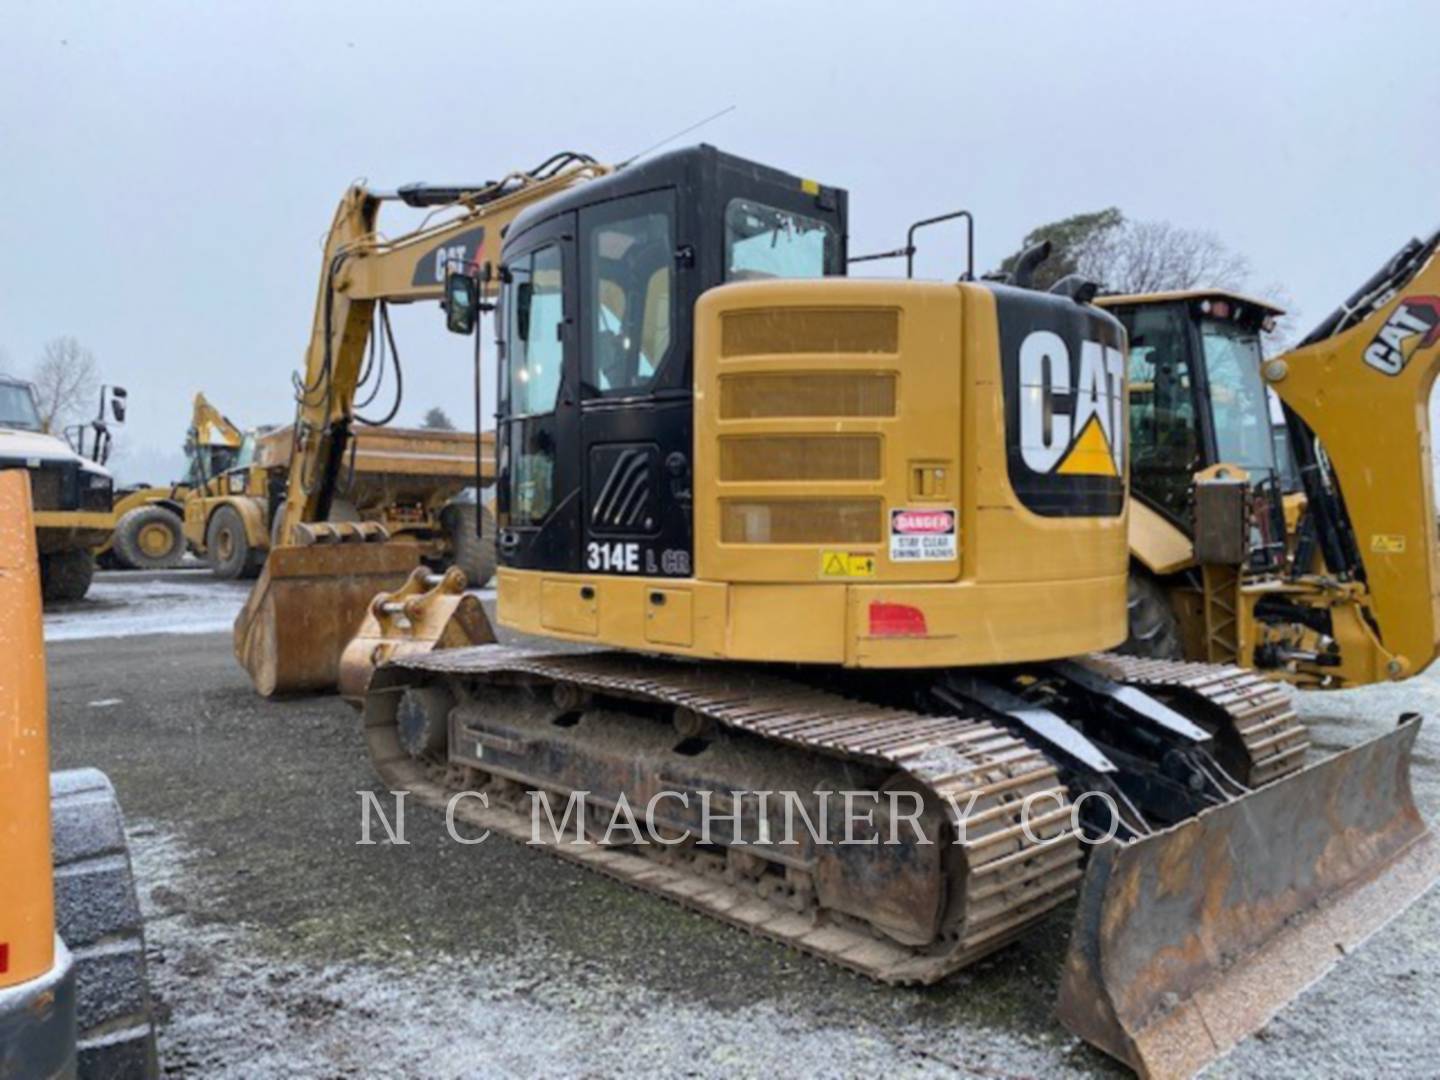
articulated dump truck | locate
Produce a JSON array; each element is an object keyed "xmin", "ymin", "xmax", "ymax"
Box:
[
  {"xmin": 239, "ymin": 147, "xmax": 1440, "ymax": 1077},
  {"xmin": 103, "ymin": 392, "xmax": 497, "ymax": 583}
]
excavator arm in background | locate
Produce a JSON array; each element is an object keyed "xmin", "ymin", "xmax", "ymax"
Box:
[
  {"xmin": 1266, "ymin": 229, "xmax": 1440, "ymax": 680},
  {"xmin": 189, "ymin": 391, "xmax": 244, "ymax": 453},
  {"xmin": 236, "ymin": 153, "xmax": 612, "ymax": 696},
  {"xmin": 275, "ymin": 152, "xmax": 611, "ymax": 545}
]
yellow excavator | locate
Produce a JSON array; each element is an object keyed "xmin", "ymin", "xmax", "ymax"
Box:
[
  {"xmin": 236, "ymin": 147, "xmax": 1439, "ymax": 1077},
  {"xmin": 1100, "ymin": 246, "xmax": 1440, "ymax": 689}
]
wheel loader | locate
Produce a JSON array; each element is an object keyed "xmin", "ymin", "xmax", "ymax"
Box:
[
  {"xmin": 235, "ymin": 146, "xmax": 1440, "ymax": 1078},
  {"xmin": 97, "ymin": 392, "xmax": 240, "ymax": 570},
  {"xmin": 0, "ymin": 469, "xmax": 158, "ymax": 1078},
  {"xmin": 1100, "ymin": 233, "xmax": 1440, "ymax": 689}
]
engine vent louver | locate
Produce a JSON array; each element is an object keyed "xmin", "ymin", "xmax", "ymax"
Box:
[{"xmin": 590, "ymin": 446, "xmax": 653, "ymax": 532}]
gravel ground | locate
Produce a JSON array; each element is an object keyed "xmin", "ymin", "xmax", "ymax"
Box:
[{"xmin": 43, "ymin": 572, "xmax": 1440, "ymax": 1078}]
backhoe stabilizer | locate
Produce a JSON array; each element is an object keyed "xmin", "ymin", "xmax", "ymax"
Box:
[
  {"xmin": 235, "ymin": 540, "xmax": 421, "ymax": 696},
  {"xmin": 1057, "ymin": 715, "xmax": 1439, "ymax": 1080}
]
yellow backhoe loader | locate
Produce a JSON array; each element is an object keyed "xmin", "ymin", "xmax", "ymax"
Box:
[
  {"xmin": 98, "ymin": 392, "xmax": 242, "ymax": 570},
  {"xmin": 1100, "ymin": 236, "xmax": 1440, "ymax": 688},
  {"xmin": 238, "ymin": 146, "xmax": 1439, "ymax": 1078}
]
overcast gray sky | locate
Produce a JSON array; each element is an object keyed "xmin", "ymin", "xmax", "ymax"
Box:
[{"xmin": 3, "ymin": 0, "xmax": 1437, "ymax": 482}]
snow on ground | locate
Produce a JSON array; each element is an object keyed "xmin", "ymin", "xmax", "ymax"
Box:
[
  {"xmin": 44, "ymin": 571, "xmax": 251, "ymax": 642},
  {"xmin": 44, "ymin": 570, "xmax": 496, "ymax": 643}
]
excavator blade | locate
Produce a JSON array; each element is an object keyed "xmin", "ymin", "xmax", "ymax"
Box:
[
  {"xmin": 235, "ymin": 541, "xmax": 420, "ymax": 696},
  {"xmin": 1058, "ymin": 716, "xmax": 1439, "ymax": 1080},
  {"xmin": 337, "ymin": 566, "xmax": 496, "ymax": 706}
]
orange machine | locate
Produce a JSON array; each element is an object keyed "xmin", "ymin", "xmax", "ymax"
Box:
[
  {"xmin": 0, "ymin": 469, "xmax": 74, "ymax": 1077},
  {"xmin": 0, "ymin": 469, "xmax": 157, "ymax": 1077}
]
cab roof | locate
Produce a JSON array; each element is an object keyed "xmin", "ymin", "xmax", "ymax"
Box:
[
  {"xmin": 1096, "ymin": 288, "xmax": 1285, "ymax": 316},
  {"xmin": 503, "ymin": 143, "xmax": 844, "ymax": 253}
]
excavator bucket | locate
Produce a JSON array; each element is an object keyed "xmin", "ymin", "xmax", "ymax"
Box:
[
  {"xmin": 337, "ymin": 565, "xmax": 495, "ymax": 706},
  {"xmin": 1058, "ymin": 716, "xmax": 1439, "ymax": 1079},
  {"xmin": 235, "ymin": 526, "xmax": 420, "ymax": 696}
]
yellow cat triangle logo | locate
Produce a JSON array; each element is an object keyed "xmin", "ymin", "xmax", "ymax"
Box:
[{"xmin": 1057, "ymin": 416, "xmax": 1118, "ymax": 477}]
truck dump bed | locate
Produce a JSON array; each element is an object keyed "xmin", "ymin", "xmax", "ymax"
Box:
[{"xmin": 255, "ymin": 426, "xmax": 495, "ymax": 507}]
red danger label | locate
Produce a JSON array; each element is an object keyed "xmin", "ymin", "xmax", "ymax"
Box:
[
  {"xmin": 890, "ymin": 508, "xmax": 958, "ymax": 562},
  {"xmin": 891, "ymin": 510, "xmax": 955, "ymax": 535}
]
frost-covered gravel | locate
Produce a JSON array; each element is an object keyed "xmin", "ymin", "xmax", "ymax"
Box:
[{"xmin": 44, "ymin": 575, "xmax": 1440, "ymax": 1078}]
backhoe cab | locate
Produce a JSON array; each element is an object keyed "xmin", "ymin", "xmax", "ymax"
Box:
[
  {"xmin": 1102, "ymin": 227, "xmax": 1440, "ymax": 688},
  {"xmin": 1105, "ymin": 290, "xmax": 1287, "ymax": 568}
]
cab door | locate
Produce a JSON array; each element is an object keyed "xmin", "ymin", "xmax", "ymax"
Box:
[
  {"xmin": 575, "ymin": 188, "xmax": 694, "ymax": 578},
  {"xmin": 496, "ymin": 214, "xmax": 582, "ymax": 572}
]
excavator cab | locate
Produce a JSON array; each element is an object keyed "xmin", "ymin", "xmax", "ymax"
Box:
[{"xmin": 490, "ymin": 146, "xmax": 847, "ymax": 584}]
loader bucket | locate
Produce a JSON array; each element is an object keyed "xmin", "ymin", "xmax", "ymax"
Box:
[
  {"xmin": 1058, "ymin": 716, "xmax": 1439, "ymax": 1080},
  {"xmin": 235, "ymin": 541, "xmax": 420, "ymax": 696},
  {"xmin": 336, "ymin": 565, "xmax": 495, "ymax": 706}
]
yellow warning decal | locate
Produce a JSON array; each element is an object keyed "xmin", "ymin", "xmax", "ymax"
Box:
[
  {"xmin": 800, "ymin": 178, "xmax": 820, "ymax": 195},
  {"xmin": 821, "ymin": 551, "xmax": 876, "ymax": 578},
  {"xmin": 1371, "ymin": 534, "xmax": 1407, "ymax": 554},
  {"xmin": 1056, "ymin": 415, "xmax": 1119, "ymax": 477}
]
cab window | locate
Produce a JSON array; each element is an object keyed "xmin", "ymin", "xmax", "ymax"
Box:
[
  {"xmin": 1200, "ymin": 319, "xmax": 1275, "ymax": 479},
  {"xmin": 505, "ymin": 244, "xmax": 565, "ymax": 417},
  {"xmin": 725, "ymin": 198, "xmax": 836, "ymax": 281},
  {"xmin": 1124, "ymin": 304, "xmax": 1199, "ymax": 522},
  {"xmin": 502, "ymin": 243, "xmax": 565, "ymax": 526},
  {"xmin": 581, "ymin": 195, "xmax": 674, "ymax": 397}
]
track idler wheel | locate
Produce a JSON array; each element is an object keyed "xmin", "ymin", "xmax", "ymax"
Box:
[{"xmin": 396, "ymin": 684, "xmax": 455, "ymax": 758}]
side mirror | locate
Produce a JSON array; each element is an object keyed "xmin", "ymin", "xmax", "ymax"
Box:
[
  {"xmin": 109, "ymin": 386, "xmax": 128, "ymax": 424},
  {"xmin": 444, "ymin": 270, "xmax": 481, "ymax": 335}
]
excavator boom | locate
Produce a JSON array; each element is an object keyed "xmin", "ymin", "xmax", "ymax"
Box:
[{"xmin": 236, "ymin": 154, "xmax": 611, "ymax": 695}]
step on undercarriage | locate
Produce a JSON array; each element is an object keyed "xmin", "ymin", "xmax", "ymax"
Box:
[{"xmin": 362, "ymin": 646, "xmax": 1435, "ymax": 1077}]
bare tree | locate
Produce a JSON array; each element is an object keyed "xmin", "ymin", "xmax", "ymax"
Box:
[
  {"xmin": 32, "ymin": 336, "xmax": 99, "ymax": 433},
  {"xmin": 1078, "ymin": 219, "xmax": 1251, "ymax": 294}
]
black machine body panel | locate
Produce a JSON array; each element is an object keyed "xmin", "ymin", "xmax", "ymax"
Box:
[
  {"xmin": 994, "ymin": 284, "xmax": 1128, "ymax": 518},
  {"xmin": 495, "ymin": 145, "xmax": 849, "ymax": 577}
]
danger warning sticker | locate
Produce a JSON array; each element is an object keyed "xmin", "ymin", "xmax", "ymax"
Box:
[{"xmin": 890, "ymin": 508, "xmax": 957, "ymax": 561}]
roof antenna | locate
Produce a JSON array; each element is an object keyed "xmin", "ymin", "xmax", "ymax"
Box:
[{"xmin": 620, "ymin": 105, "xmax": 737, "ymax": 167}]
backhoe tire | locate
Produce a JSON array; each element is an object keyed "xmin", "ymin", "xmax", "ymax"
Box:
[
  {"xmin": 206, "ymin": 505, "xmax": 263, "ymax": 580},
  {"xmin": 41, "ymin": 549, "xmax": 96, "ymax": 603},
  {"xmin": 447, "ymin": 501, "xmax": 497, "ymax": 587},
  {"xmin": 51, "ymin": 768, "xmax": 159, "ymax": 1080},
  {"xmin": 112, "ymin": 505, "xmax": 186, "ymax": 571},
  {"xmin": 1119, "ymin": 569, "xmax": 1183, "ymax": 659}
]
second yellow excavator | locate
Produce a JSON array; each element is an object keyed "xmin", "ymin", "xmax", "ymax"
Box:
[{"xmin": 237, "ymin": 145, "xmax": 1439, "ymax": 1078}]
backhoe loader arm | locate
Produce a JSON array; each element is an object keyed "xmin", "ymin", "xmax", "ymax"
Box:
[
  {"xmin": 190, "ymin": 393, "xmax": 244, "ymax": 449},
  {"xmin": 276, "ymin": 154, "xmax": 611, "ymax": 545},
  {"xmin": 1266, "ymin": 230, "xmax": 1440, "ymax": 676}
]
